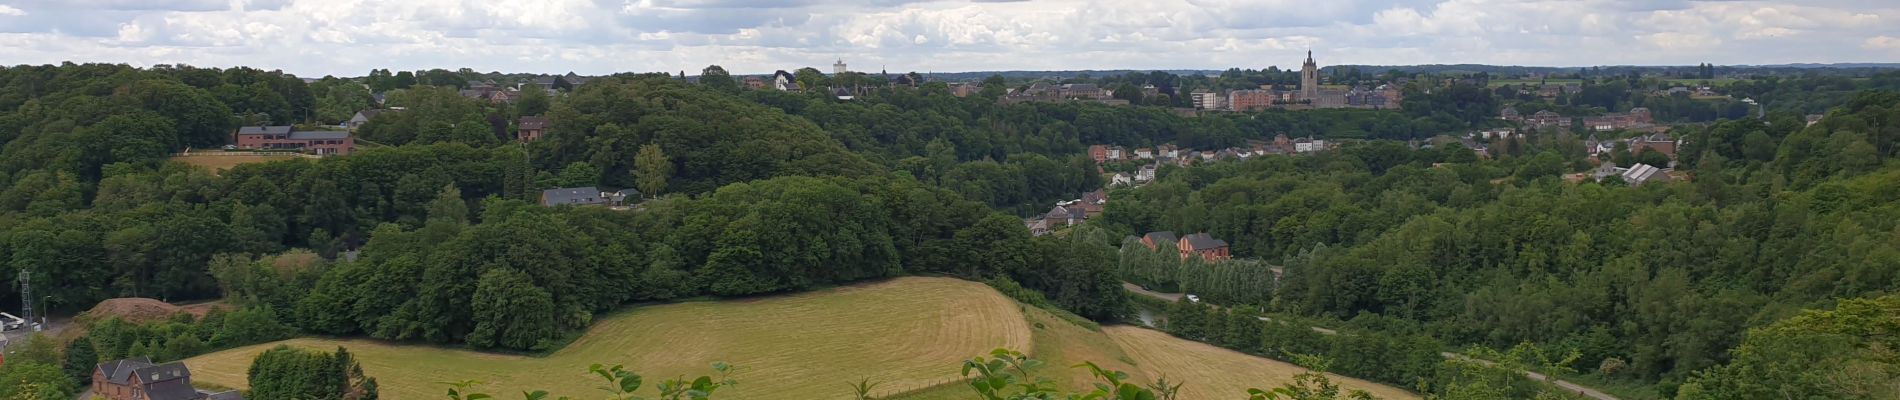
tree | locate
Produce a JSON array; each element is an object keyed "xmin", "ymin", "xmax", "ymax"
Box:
[
  {"xmin": 248, "ymin": 345, "xmax": 349, "ymax": 400},
  {"xmin": 516, "ymin": 84, "xmax": 551, "ymax": 117},
  {"xmin": 467, "ymin": 268, "xmax": 558, "ymax": 350},
  {"xmin": 62, "ymin": 337, "xmax": 97, "ymax": 385},
  {"xmin": 633, "ymin": 144, "xmax": 672, "ymax": 198},
  {"xmin": 700, "ymin": 65, "xmax": 738, "ymax": 93}
]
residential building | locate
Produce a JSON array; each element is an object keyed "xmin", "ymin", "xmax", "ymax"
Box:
[
  {"xmin": 1178, "ymin": 233, "xmax": 1231, "ymax": 261},
  {"xmin": 1088, "ymin": 145, "xmax": 1109, "ymax": 164},
  {"xmin": 1134, "ymin": 148, "xmax": 1154, "ymax": 160},
  {"xmin": 1060, "ymin": 84, "xmax": 1106, "ymax": 99},
  {"xmin": 1806, "ymin": 114, "xmax": 1824, "ymax": 127},
  {"xmin": 1228, "ymin": 90, "xmax": 1275, "ymax": 111},
  {"xmin": 1500, "ymin": 107, "xmax": 1521, "ymax": 121},
  {"xmin": 541, "ymin": 187, "xmax": 612, "ymax": 207},
  {"xmin": 1140, "ymin": 231, "xmax": 1178, "ymax": 251},
  {"xmin": 1631, "ymin": 133, "xmax": 1677, "ymax": 158},
  {"xmin": 518, "ymin": 116, "xmax": 550, "ymax": 142},
  {"xmin": 743, "ymin": 76, "xmax": 765, "ymax": 90},
  {"xmin": 93, "ymin": 358, "xmax": 242, "ymax": 400},
  {"xmin": 347, "ymin": 109, "xmax": 383, "ymax": 130},
  {"xmin": 1111, "ymin": 173, "xmax": 1132, "ymax": 186},
  {"xmin": 1191, "ymin": 91, "xmax": 1223, "ymax": 110},
  {"xmin": 1294, "ymin": 138, "xmax": 1327, "ymax": 153},
  {"xmin": 772, "ymin": 70, "xmax": 801, "ymax": 92},
  {"xmin": 233, "ymin": 126, "xmax": 354, "ymax": 155},
  {"xmin": 1025, "ymin": 218, "xmax": 1051, "ymax": 236},
  {"xmin": 1135, "ymin": 165, "xmax": 1157, "ymax": 182}
]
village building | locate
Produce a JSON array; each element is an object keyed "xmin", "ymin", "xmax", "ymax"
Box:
[
  {"xmin": 1141, "ymin": 231, "xmax": 1179, "ymax": 251},
  {"xmin": 518, "ymin": 115, "xmax": 550, "ymax": 142},
  {"xmin": 93, "ymin": 358, "xmax": 242, "ymax": 400},
  {"xmin": 541, "ymin": 187, "xmax": 615, "ymax": 207},
  {"xmin": 233, "ymin": 126, "xmax": 354, "ymax": 155},
  {"xmin": 1088, "ymin": 145, "xmax": 1109, "ymax": 164},
  {"xmin": 1631, "ymin": 133, "xmax": 1677, "ymax": 158},
  {"xmin": 1178, "ymin": 233, "xmax": 1231, "ymax": 261},
  {"xmin": 346, "ymin": 109, "xmax": 384, "ymax": 130}
]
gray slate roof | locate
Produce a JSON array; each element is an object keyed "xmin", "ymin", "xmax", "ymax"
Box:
[
  {"xmin": 1181, "ymin": 233, "xmax": 1228, "ymax": 250},
  {"xmin": 542, "ymin": 187, "xmax": 607, "ymax": 206},
  {"xmin": 236, "ymin": 126, "xmax": 293, "ymax": 135},
  {"xmin": 288, "ymin": 131, "xmax": 350, "ymax": 140},
  {"xmin": 1143, "ymin": 231, "xmax": 1178, "ymax": 245},
  {"xmin": 520, "ymin": 116, "xmax": 550, "ymax": 130},
  {"xmin": 100, "ymin": 357, "xmax": 154, "ymax": 384}
]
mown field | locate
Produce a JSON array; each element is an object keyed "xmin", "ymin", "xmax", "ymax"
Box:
[
  {"xmin": 187, "ymin": 277, "xmax": 1417, "ymax": 399},
  {"xmin": 185, "ymin": 277, "xmax": 1030, "ymax": 399},
  {"xmin": 170, "ymin": 152, "xmax": 305, "ymax": 174}
]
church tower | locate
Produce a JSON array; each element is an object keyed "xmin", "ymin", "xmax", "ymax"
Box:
[
  {"xmin": 834, "ymin": 58, "xmax": 848, "ymax": 75},
  {"xmin": 1300, "ymin": 50, "xmax": 1319, "ymax": 103}
]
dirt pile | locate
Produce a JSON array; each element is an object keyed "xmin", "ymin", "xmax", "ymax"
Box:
[{"xmin": 81, "ymin": 298, "xmax": 226, "ymax": 324}]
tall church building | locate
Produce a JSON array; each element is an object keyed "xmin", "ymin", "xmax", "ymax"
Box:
[{"xmin": 1300, "ymin": 50, "xmax": 1319, "ymax": 102}]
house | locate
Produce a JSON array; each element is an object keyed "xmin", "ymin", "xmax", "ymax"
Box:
[
  {"xmin": 518, "ymin": 116, "xmax": 550, "ymax": 142},
  {"xmin": 1106, "ymin": 147, "xmax": 1124, "ymax": 161},
  {"xmin": 1500, "ymin": 107, "xmax": 1521, "ymax": 121},
  {"xmin": 613, "ymin": 188, "xmax": 641, "ymax": 206},
  {"xmin": 743, "ymin": 76, "xmax": 766, "ymax": 90},
  {"xmin": 1110, "ymin": 173, "xmax": 1132, "ymax": 186},
  {"xmin": 772, "ymin": 70, "xmax": 801, "ymax": 92},
  {"xmin": 1631, "ymin": 133, "xmax": 1677, "ymax": 158},
  {"xmin": 1294, "ymin": 138, "xmax": 1327, "ymax": 153},
  {"xmin": 1140, "ymin": 231, "xmax": 1178, "ymax": 251},
  {"xmin": 347, "ymin": 109, "xmax": 384, "ymax": 130},
  {"xmin": 488, "ymin": 89, "xmax": 516, "ymax": 104},
  {"xmin": 93, "ymin": 358, "xmax": 242, "ymax": 400},
  {"xmin": 1088, "ymin": 145, "xmax": 1109, "ymax": 164},
  {"xmin": 1134, "ymin": 148, "xmax": 1154, "ymax": 159},
  {"xmin": 1177, "ymin": 233, "xmax": 1231, "ymax": 261},
  {"xmin": 541, "ymin": 187, "xmax": 611, "ymax": 207},
  {"xmin": 1044, "ymin": 204, "xmax": 1085, "ymax": 226},
  {"xmin": 831, "ymin": 87, "xmax": 855, "ymax": 100},
  {"xmin": 233, "ymin": 126, "xmax": 354, "ymax": 155},
  {"xmin": 1135, "ymin": 165, "xmax": 1157, "ymax": 183},
  {"xmin": 1228, "ymin": 90, "xmax": 1275, "ymax": 111},
  {"xmin": 1025, "ymin": 218, "xmax": 1051, "ymax": 236},
  {"xmin": 1806, "ymin": 114, "xmax": 1824, "ymax": 127}
]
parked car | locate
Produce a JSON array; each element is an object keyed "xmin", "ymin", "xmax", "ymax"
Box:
[{"xmin": 1185, "ymin": 294, "xmax": 1201, "ymax": 303}]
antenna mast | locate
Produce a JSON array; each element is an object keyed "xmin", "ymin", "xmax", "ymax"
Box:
[{"xmin": 16, "ymin": 270, "xmax": 29, "ymax": 329}]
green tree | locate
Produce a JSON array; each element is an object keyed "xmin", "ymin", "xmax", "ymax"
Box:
[
  {"xmin": 700, "ymin": 65, "xmax": 738, "ymax": 93},
  {"xmin": 516, "ymin": 84, "xmax": 551, "ymax": 117},
  {"xmin": 62, "ymin": 336, "xmax": 97, "ymax": 385},
  {"xmin": 633, "ymin": 144, "xmax": 672, "ymax": 198},
  {"xmin": 467, "ymin": 268, "xmax": 559, "ymax": 350}
]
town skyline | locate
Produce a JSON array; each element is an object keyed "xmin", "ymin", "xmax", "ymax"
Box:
[{"xmin": 2, "ymin": 0, "xmax": 1898, "ymax": 78}]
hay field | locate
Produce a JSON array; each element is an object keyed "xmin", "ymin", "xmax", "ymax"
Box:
[
  {"xmin": 170, "ymin": 153, "xmax": 304, "ymax": 174},
  {"xmin": 1105, "ymin": 326, "xmax": 1419, "ymax": 400},
  {"xmin": 183, "ymin": 277, "xmax": 1029, "ymax": 399}
]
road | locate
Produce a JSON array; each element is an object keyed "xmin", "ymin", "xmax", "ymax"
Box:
[{"xmin": 1122, "ymin": 283, "xmax": 1615, "ymax": 400}]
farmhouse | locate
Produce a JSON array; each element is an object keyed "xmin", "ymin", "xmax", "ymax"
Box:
[
  {"xmin": 232, "ymin": 126, "xmax": 354, "ymax": 155},
  {"xmin": 518, "ymin": 116, "xmax": 550, "ymax": 142},
  {"xmin": 1141, "ymin": 231, "xmax": 1179, "ymax": 251},
  {"xmin": 1178, "ymin": 233, "xmax": 1231, "ymax": 262},
  {"xmin": 541, "ymin": 187, "xmax": 613, "ymax": 207},
  {"xmin": 93, "ymin": 358, "xmax": 242, "ymax": 400}
]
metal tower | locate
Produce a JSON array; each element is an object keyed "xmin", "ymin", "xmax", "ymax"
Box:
[{"xmin": 16, "ymin": 270, "xmax": 28, "ymax": 329}]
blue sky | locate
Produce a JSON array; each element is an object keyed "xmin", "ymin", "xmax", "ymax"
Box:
[{"xmin": 1, "ymin": 0, "xmax": 1897, "ymax": 78}]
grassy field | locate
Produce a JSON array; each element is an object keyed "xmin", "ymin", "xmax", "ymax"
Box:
[
  {"xmin": 187, "ymin": 277, "xmax": 1417, "ymax": 399},
  {"xmin": 170, "ymin": 152, "xmax": 305, "ymax": 174},
  {"xmin": 184, "ymin": 277, "xmax": 1031, "ymax": 399},
  {"xmin": 1105, "ymin": 326, "xmax": 1419, "ymax": 400}
]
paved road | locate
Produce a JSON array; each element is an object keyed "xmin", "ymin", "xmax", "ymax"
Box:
[{"xmin": 1122, "ymin": 283, "xmax": 1615, "ymax": 400}]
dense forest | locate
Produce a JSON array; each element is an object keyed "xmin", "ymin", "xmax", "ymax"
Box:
[
  {"xmin": 1, "ymin": 61, "xmax": 1896, "ymax": 400},
  {"xmin": 1100, "ymin": 90, "xmax": 1900, "ymax": 398}
]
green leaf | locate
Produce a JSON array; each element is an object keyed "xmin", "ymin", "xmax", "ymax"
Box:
[{"xmin": 619, "ymin": 374, "xmax": 644, "ymax": 393}]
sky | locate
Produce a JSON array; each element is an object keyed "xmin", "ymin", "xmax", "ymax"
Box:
[{"xmin": 1, "ymin": 0, "xmax": 1898, "ymax": 78}]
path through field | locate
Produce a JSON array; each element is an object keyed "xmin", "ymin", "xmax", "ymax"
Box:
[{"xmin": 1107, "ymin": 326, "xmax": 1419, "ymax": 400}]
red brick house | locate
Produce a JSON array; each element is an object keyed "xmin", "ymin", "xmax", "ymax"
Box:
[
  {"xmin": 93, "ymin": 358, "xmax": 241, "ymax": 400},
  {"xmin": 1140, "ymin": 231, "xmax": 1178, "ymax": 251},
  {"xmin": 233, "ymin": 126, "xmax": 353, "ymax": 155},
  {"xmin": 1178, "ymin": 233, "xmax": 1231, "ymax": 262},
  {"xmin": 1631, "ymin": 133, "xmax": 1677, "ymax": 159},
  {"xmin": 519, "ymin": 116, "xmax": 550, "ymax": 142},
  {"xmin": 1088, "ymin": 145, "xmax": 1108, "ymax": 164}
]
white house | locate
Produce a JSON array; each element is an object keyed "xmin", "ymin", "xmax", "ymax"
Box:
[{"xmin": 1111, "ymin": 173, "xmax": 1132, "ymax": 186}]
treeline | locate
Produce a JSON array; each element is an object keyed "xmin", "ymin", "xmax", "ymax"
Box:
[{"xmin": 1106, "ymin": 89, "xmax": 1900, "ymax": 397}]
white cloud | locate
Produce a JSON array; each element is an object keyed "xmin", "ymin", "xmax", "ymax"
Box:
[{"xmin": 0, "ymin": 0, "xmax": 1896, "ymax": 76}]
